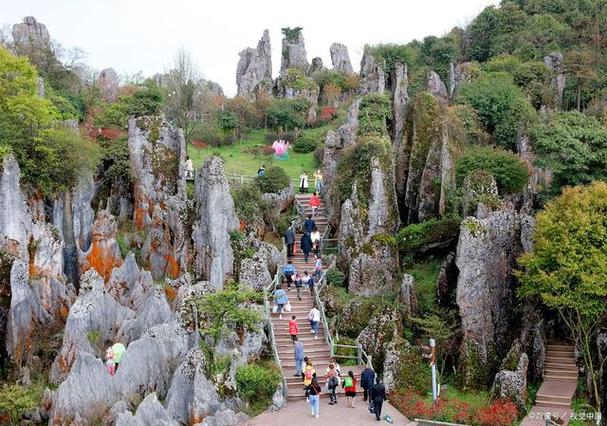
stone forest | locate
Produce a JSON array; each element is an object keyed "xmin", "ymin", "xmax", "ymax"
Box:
[{"xmin": 2, "ymin": 1, "xmax": 607, "ymax": 425}]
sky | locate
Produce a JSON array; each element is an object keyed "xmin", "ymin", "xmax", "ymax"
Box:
[{"xmin": 3, "ymin": 0, "xmax": 500, "ymax": 96}]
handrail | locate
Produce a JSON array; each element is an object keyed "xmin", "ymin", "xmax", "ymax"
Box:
[
  {"xmin": 263, "ymin": 272, "xmax": 288, "ymax": 399},
  {"xmin": 314, "ymin": 259, "xmax": 337, "ymax": 358}
]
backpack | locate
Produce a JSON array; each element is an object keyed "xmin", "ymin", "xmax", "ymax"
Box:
[
  {"xmin": 344, "ymin": 376, "xmax": 353, "ymax": 388},
  {"xmin": 329, "ymin": 376, "xmax": 338, "ymax": 389},
  {"xmin": 305, "ymin": 368, "xmax": 314, "ymax": 381}
]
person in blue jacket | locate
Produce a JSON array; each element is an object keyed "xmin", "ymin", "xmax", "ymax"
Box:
[
  {"xmin": 273, "ymin": 285, "xmax": 289, "ymax": 319},
  {"xmin": 304, "ymin": 215, "xmax": 316, "ymax": 233}
]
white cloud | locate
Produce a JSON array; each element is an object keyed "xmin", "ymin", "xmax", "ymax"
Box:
[{"xmin": 3, "ymin": 0, "xmax": 499, "ymax": 95}]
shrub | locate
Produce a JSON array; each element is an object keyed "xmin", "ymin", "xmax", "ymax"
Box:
[
  {"xmin": 397, "ymin": 217, "xmax": 461, "ymax": 257},
  {"xmin": 357, "ymin": 93, "xmax": 391, "ymax": 136},
  {"xmin": 265, "ymin": 98, "xmax": 311, "ymax": 131},
  {"xmin": 455, "ymin": 146, "xmax": 529, "ymax": 194},
  {"xmin": 292, "ymin": 135, "xmax": 318, "ymax": 153},
  {"xmin": 257, "ymin": 166, "xmax": 290, "ymax": 193},
  {"xmin": 0, "ymin": 383, "xmax": 41, "ymax": 424},
  {"xmin": 232, "ymin": 183, "xmax": 265, "ymax": 223},
  {"xmin": 368, "ymin": 44, "xmax": 416, "ymax": 73},
  {"xmin": 282, "ymin": 68, "xmax": 317, "ymax": 91},
  {"xmin": 458, "ymin": 72, "xmax": 535, "ymax": 149},
  {"xmin": 318, "ymin": 106, "xmax": 337, "ymax": 123},
  {"xmin": 474, "ymin": 400, "xmax": 518, "ymax": 426},
  {"xmin": 326, "ymin": 268, "xmax": 346, "ymax": 287},
  {"xmin": 236, "ymin": 362, "xmax": 282, "ymax": 414}
]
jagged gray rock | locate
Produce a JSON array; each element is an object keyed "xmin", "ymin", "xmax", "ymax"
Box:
[
  {"xmin": 436, "ymin": 252, "xmax": 458, "ymax": 306},
  {"xmin": 360, "ymin": 47, "xmax": 385, "ymax": 94},
  {"xmin": 12, "ymin": 16, "xmax": 51, "ymax": 52},
  {"xmin": 455, "ymin": 207, "xmax": 529, "ymax": 387},
  {"xmin": 357, "ymin": 307, "xmax": 400, "ymax": 367},
  {"xmin": 519, "ymin": 301, "xmax": 545, "ymax": 382},
  {"xmin": 50, "ymin": 269, "xmax": 134, "ymax": 383},
  {"xmin": 491, "ymin": 340, "xmax": 529, "ymax": 414},
  {"xmin": 322, "ymin": 98, "xmax": 361, "ymax": 184},
  {"xmin": 72, "ymin": 174, "xmax": 95, "ymax": 253},
  {"xmin": 399, "ymin": 274, "xmax": 419, "ymax": 318},
  {"xmin": 129, "ymin": 116, "xmax": 189, "ymax": 279},
  {"xmin": 97, "ymin": 68, "xmax": 120, "ymax": 102},
  {"xmin": 78, "ymin": 209, "xmax": 123, "ymax": 281},
  {"xmin": 117, "ymin": 287, "xmax": 173, "ymax": 343},
  {"xmin": 106, "ymin": 253, "xmax": 153, "ymax": 311},
  {"xmin": 427, "ymin": 70, "xmax": 448, "ymax": 103},
  {"xmin": 193, "ymin": 157, "xmax": 238, "ymax": 290},
  {"xmin": 236, "ymin": 30, "xmax": 272, "ymax": 97},
  {"xmin": 448, "ymin": 62, "xmax": 474, "ymax": 99},
  {"xmin": 280, "ymin": 29, "xmax": 308, "ymax": 74},
  {"xmin": 330, "ymin": 43, "xmax": 353, "ymax": 73},
  {"xmin": 0, "ymin": 154, "xmax": 32, "ymax": 258},
  {"xmin": 391, "ymin": 62, "xmax": 409, "ymax": 150},
  {"xmin": 543, "ymin": 52, "xmax": 565, "ymax": 110},
  {"xmin": 310, "ymin": 57, "xmax": 325, "ymax": 74},
  {"xmin": 116, "ymin": 393, "xmax": 178, "ymax": 426},
  {"xmin": 201, "ymin": 409, "xmax": 249, "ymax": 426}
]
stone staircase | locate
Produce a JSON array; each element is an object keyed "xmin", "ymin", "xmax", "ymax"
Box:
[
  {"xmin": 269, "ymin": 193, "xmax": 342, "ymax": 401},
  {"xmin": 522, "ymin": 342, "xmax": 578, "ymax": 425}
]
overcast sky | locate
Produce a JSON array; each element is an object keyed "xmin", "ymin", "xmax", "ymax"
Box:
[{"xmin": 3, "ymin": 0, "xmax": 499, "ymax": 96}]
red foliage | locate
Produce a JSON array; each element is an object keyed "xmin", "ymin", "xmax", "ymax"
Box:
[
  {"xmin": 191, "ymin": 140, "xmax": 209, "ymax": 149},
  {"xmin": 98, "ymin": 127, "xmax": 123, "ymax": 140},
  {"xmin": 474, "ymin": 400, "xmax": 518, "ymax": 426},
  {"xmin": 319, "ymin": 106, "xmax": 337, "ymax": 122}
]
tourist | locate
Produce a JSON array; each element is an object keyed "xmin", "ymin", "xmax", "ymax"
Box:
[
  {"xmin": 294, "ymin": 273, "xmax": 303, "ymax": 301},
  {"xmin": 343, "ymin": 370, "xmax": 357, "ymax": 408},
  {"xmin": 273, "ymin": 285, "xmax": 288, "ymax": 320},
  {"xmin": 289, "ymin": 315, "xmax": 299, "ymax": 344},
  {"xmin": 284, "ymin": 227, "xmax": 295, "ymax": 258},
  {"xmin": 304, "ymin": 214, "xmax": 316, "ymax": 233},
  {"xmin": 313, "ymin": 255, "xmax": 322, "ymax": 279},
  {"xmin": 185, "ymin": 156, "xmax": 194, "ymax": 180},
  {"xmin": 294, "ymin": 337, "xmax": 305, "ymax": 377},
  {"xmin": 361, "ymin": 365, "xmax": 376, "ymax": 402},
  {"xmin": 311, "ymin": 226, "xmax": 321, "ymax": 254},
  {"xmin": 301, "ymin": 356, "xmax": 309, "ymax": 381},
  {"xmin": 370, "ymin": 377, "xmax": 387, "ymax": 421},
  {"xmin": 307, "ymin": 304, "xmax": 321, "ymax": 339},
  {"xmin": 310, "ymin": 191, "xmax": 321, "ymax": 218},
  {"xmin": 325, "ymin": 363, "xmax": 339, "ymax": 405},
  {"xmin": 301, "ymin": 270, "xmax": 311, "ymax": 292},
  {"xmin": 299, "ymin": 171, "xmax": 309, "ymax": 193},
  {"xmin": 307, "ymin": 376, "xmax": 322, "ymax": 418},
  {"xmin": 105, "ymin": 347, "xmax": 115, "ymax": 376},
  {"xmin": 328, "ymin": 357, "xmax": 341, "ymax": 377},
  {"xmin": 308, "ymin": 273, "xmax": 316, "ymax": 296},
  {"xmin": 300, "ymin": 232, "xmax": 312, "ymax": 263},
  {"xmin": 314, "ymin": 169, "xmax": 324, "ymax": 193},
  {"xmin": 303, "ymin": 360, "xmax": 316, "ymax": 388},
  {"xmin": 111, "ymin": 342, "xmax": 126, "ymax": 371},
  {"xmin": 257, "ymin": 164, "xmax": 266, "ymax": 177},
  {"xmin": 283, "ymin": 260, "xmax": 295, "ymax": 289}
]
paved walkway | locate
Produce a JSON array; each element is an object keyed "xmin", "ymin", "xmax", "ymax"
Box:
[{"xmin": 248, "ymin": 398, "xmax": 409, "ymax": 425}]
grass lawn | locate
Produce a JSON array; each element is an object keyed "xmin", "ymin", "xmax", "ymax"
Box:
[
  {"xmin": 404, "ymin": 256, "xmax": 444, "ymax": 313},
  {"xmin": 187, "ymin": 127, "xmax": 328, "ymax": 182}
]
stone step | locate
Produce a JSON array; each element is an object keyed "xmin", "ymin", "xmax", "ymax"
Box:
[
  {"xmin": 281, "ymin": 357, "xmax": 332, "ymax": 367},
  {"xmin": 544, "ymin": 368, "xmax": 577, "ymax": 377},
  {"xmin": 536, "ymin": 392, "xmax": 572, "ymax": 403},
  {"xmin": 545, "ymin": 356, "xmax": 575, "ymax": 365},
  {"xmin": 277, "ymin": 346, "xmax": 329, "ymax": 355},
  {"xmin": 544, "ymin": 373, "xmax": 578, "ymax": 381},
  {"xmin": 546, "ymin": 349, "xmax": 574, "ymax": 358},
  {"xmin": 544, "ymin": 362, "xmax": 577, "ymax": 371},
  {"xmin": 546, "ymin": 343, "xmax": 574, "ymax": 351},
  {"xmin": 535, "ymin": 398, "xmax": 571, "ymax": 409}
]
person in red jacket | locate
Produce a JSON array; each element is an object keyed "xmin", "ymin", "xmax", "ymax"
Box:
[
  {"xmin": 343, "ymin": 370, "xmax": 357, "ymax": 408},
  {"xmin": 289, "ymin": 315, "xmax": 299, "ymax": 344},
  {"xmin": 309, "ymin": 192, "xmax": 321, "ymax": 218}
]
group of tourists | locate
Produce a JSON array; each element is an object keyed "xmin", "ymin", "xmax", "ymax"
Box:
[
  {"xmin": 292, "ymin": 348, "xmax": 388, "ymax": 421},
  {"xmin": 105, "ymin": 342, "xmax": 126, "ymax": 376},
  {"xmin": 284, "ymin": 216, "xmax": 323, "ymax": 264},
  {"xmin": 299, "ymin": 170, "xmax": 324, "ymax": 194}
]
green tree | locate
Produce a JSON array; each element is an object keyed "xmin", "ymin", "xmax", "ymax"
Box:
[
  {"xmin": 455, "ymin": 145, "xmax": 529, "ymax": 194},
  {"xmin": 196, "ymin": 283, "xmax": 263, "ymax": 342},
  {"xmin": 529, "ymin": 111, "xmax": 607, "ymax": 190},
  {"xmin": 518, "ymin": 181, "xmax": 607, "ymax": 408},
  {"xmin": 256, "ymin": 166, "xmax": 290, "ymax": 193},
  {"xmin": 0, "ymin": 47, "xmax": 98, "ymax": 194},
  {"xmin": 265, "ymin": 98, "xmax": 310, "ymax": 131},
  {"xmin": 458, "ymin": 72, "xmax": 535, "ymax": 149}
]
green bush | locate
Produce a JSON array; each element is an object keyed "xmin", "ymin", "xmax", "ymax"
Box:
[
  {"xmin": 357, "ymin": 93, "xmax": 391, "ymax": 136},
  {"xmin": 232, "ymin": 183, "xmax": 265, "ymax": 223},
  {"xmin": 455, "ymin": 145, "xmax": 529, "ymax": 194},
  {"xmin": 292, "ymin": 135, "xmax": 318, "ymax": 153},
  {"xmin": 236, "ymin": 362, "xmax": 282, "ymax": 414},
  {"xmin": 265, "ymin": 98, "xmax": 311, "ymax": 131},
  {"xmin": 458, "ymin": 72, "xmax": 535, "ymax": 149},
  {"xmin": 257, "ymin": 166, "xmax": 290, "ymax": 193},
  {"xmin": 0, "ymin": 383, "xmax": 42, "ymax": 424},
  {"xmin": 368, "ymin": 44, "xmax": 416, "ymax": 73},
  {"xmin": 397, "ymin": 217, "xmax": 461, "ymax": 257},
  {"xmin": 326, "ymin": 268, "xmax": 346, "ymax": 287},
  {"xmin": 395, "ymin": 347, "xmax": 431, "ymax": 393}
]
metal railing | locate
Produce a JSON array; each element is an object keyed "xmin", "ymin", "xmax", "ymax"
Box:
[
  {"xmin": 224, "ymin": 172, "xmax": 304, "ymax": 189},
  {"xmin": 263, "ymin": 272, "xmax": 288, "ymax": 399},
  {"xmin": 313, "ymin": 260, "xmax": 371, "ymax": 369}
]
